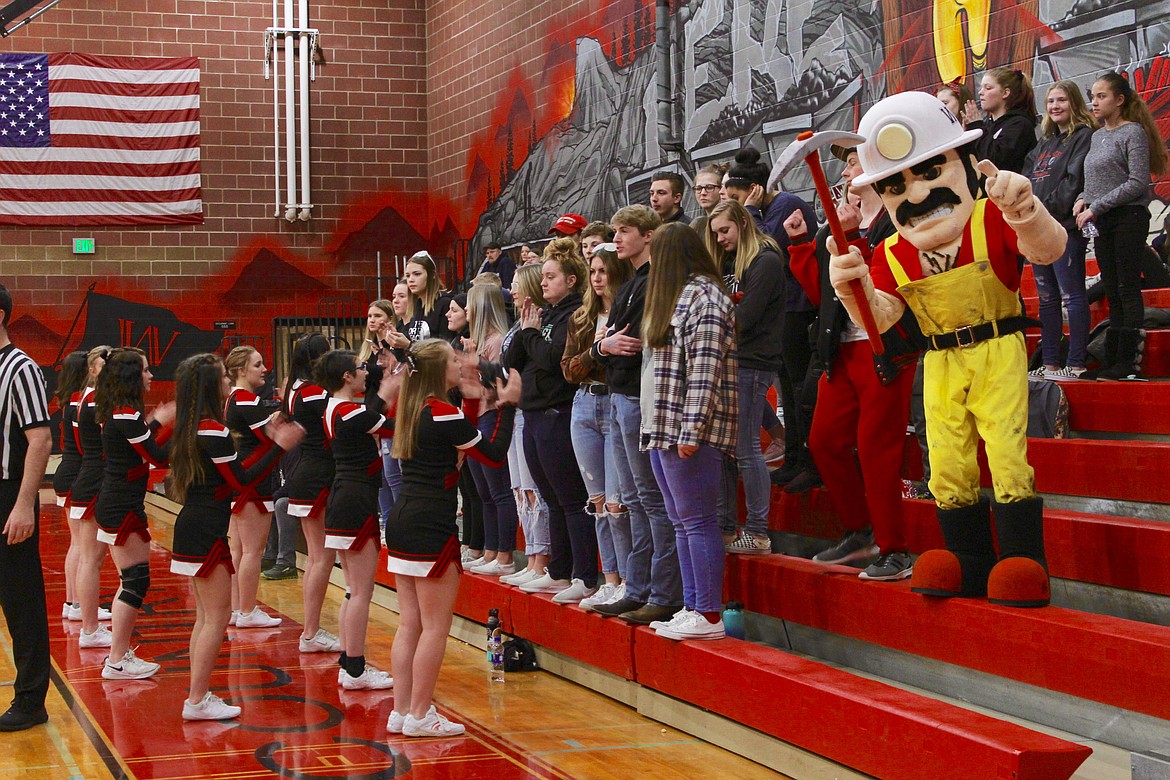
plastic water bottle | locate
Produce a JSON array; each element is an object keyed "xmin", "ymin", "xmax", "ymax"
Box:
[
  {"xmin": 722, "ymin": 601, "xmax": 745, "ymax": 640},
  {"xmin": 1082, "ymin": 220, "xmax": 1099, "ymax": 240},
  {"xmin": 487, "ymin": 608, "xmax": 504, "ymax": 682}
]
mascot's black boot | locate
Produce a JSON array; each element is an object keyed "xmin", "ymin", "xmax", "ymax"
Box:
[
  {"xmin": 988, "ymin": 497, "xmax": 1050, "ymax": 607},
  {"xmin": 911, "ymin": 496, "xmax": 995, "ymax": 598}
]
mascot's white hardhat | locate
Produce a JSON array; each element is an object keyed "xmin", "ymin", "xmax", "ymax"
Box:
[{"xmin": 852, "ymin": 92, "xmax": 984, "ymax": 186}]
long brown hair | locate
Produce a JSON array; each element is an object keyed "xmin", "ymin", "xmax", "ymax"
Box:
[
  {"xmin": 705, "ymin": 199, "xmax": 779, "ymax": 282},
  {"xmin": 644, "ymin": 223, "xmax": 724, "ymax": 349},
  {"xmin": 358, "ymin": 300, "xmax": 394, "ymax": 362},
  {"xmin": 55, "ymin": 351, "xmax": 88, "ymax": 406},
  {"xmin": 1094, "ymin": 71, "xmax": 1168, "ymax": 177},
  {"xmin": 1040, "ymin": 80, "xmax": 1096, "ymax": 138},
  {"xmin": 573, "ymin": 245, "xmax": 633, "ymax": 331},
  {"xmin": 391, "ymin": 339, "xmax": 452, "ymax": 461},
  {"xmin": 94, "ymin": 347, "xmax": 147, "ymax": 423},
  {"xmin": 405, "ymin": 251, "xmax": 443, "ymax": 316},
  {"xmin": 170, "ymin": 353, "xmax": 225, "ymax": 503}
]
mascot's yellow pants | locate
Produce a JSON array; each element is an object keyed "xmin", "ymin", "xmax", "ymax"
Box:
[{"xmin": 923, "ymin": 332, "xmax": 1036, "ymax": 508}]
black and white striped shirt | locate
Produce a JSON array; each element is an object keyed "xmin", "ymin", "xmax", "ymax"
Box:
[{"xmin": 0, "ymin": 343, "xmax": 51, "ymax": 481}]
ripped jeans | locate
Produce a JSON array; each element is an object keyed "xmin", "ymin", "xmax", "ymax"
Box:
[{"xmin": 570, "ymin": 388, "xmax": 630, "ymax": 577}]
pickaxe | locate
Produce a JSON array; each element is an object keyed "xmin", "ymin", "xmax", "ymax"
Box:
[{"xmin": 769, "ymin": 129, "xmax": 885, "ymax": 355}]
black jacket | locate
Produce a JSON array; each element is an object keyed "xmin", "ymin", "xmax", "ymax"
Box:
[
  {"xmin": 591, "ymin": 262, "xmax": 650, "ymax": 397},
  {"xmin": 403, "ymin": 293, "xmax": 454, "ymax": 343},
  {"xmin": 508, "ymin": 291, "xmax": 583, "ymax": 411},
  {"xmin": 724, "ymin": 248, "xmax": 785, "ymax": 371},
  {"xmin": 1023, "ymin": 125, "xmax": 1092, "ymax": 231},
  {"xmin": 797, "ymin": 212, "xmax": 925, "ymax": 383},
  {"xmin": 972, "ymin": 109, "xmax": 1038, "ymax": 174}
]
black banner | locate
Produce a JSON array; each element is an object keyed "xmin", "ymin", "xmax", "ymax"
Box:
[{"xmin": 78, "ymin": 292, "xmax": 224, "ymax": 381}]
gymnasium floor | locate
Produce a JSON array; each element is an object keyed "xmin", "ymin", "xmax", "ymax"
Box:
[{"xmin": 0, "ymin": 489, "xmax": 787, "ymax": 779}]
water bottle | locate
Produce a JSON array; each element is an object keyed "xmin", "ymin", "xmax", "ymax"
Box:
[
  {"xmin": 722, "ymin": 601, "xmax": 745, "ymax": 640},
  {"xmin": 1082, "ymin": 220, "xmax": 1099, "ymax": 239},
  {"xmin": 487, "ymin": 608, "xmax": 504, "ymax": 682}
]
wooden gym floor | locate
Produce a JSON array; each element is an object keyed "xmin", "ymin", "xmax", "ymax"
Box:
[{"xmin": 0, "ymin": 489, "xmax": 788, "ymax": 779}]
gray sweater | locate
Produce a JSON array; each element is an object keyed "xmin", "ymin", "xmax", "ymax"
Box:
[{"xmin": 1078, "ymin": 122, "xmax": 1151, "ymax": 217}]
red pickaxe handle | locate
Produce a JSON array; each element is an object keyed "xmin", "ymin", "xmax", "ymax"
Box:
[{"xmin": 798, "ymin": 133, "xmax": 886, "ymax": 356}]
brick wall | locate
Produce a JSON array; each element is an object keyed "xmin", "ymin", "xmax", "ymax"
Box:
[{"xmin": 0, "ymin": 0, "xmax": 427, "ymax": 362}]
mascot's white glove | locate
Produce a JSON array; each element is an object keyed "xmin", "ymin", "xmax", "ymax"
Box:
[
  {"xmin": 977, "ymin": 159, "xmax": 1066, "ymax": 265},
  {"xmin": 828, "ymin": 239, "xmax": 872, "ymax": 303}
]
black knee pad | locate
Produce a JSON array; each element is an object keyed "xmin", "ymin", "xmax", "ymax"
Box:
[{"xmin": 118, "ymin": 562, "xmax": 150, "ymax": 610}]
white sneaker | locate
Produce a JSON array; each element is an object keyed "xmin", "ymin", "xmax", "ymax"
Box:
[
  {"xmin": 235, "ymin": 607, "xmax": 282, "ymax": 628},
  {"xmin": 649, "ymin": 607, "xmax": 692, "ymax": 631},
  {"xmin": 79, "ymin": 625, "xmax": 113, "ymax": 648},
  {"xmin": 66, "ymin": 604, "xmax": 112, "ymax": 621},
  {"xmin": 551, "ymin": 578, "xmax": 597, "ymax": 604},
  {"xmin": 470, "ymin": 559, "xmax": 516, "ymax": 576},
  {"xmin": 656, "ymin": 611, "xmax": 725, "ymax": 641},
  {"xmin": 340, "ymin": 666, "xmax": 394, "ymax": 690},
  {"xmin": 501, "ymin": 568, "xmax": 539, "ymax": 586},
  {"xmin": 102, "ymin": 648, "xmax": 160, "ymax": 680},
  {"xmin": 299, "ymin": 628, "xmax": 342, "ymax": 653},
  {"xmin": 229, "ymin": 610, "xmax": 240, "ymax": 626},
  {"xmin": 386, "ymin": 710, "xmax": 406, "ymax": 734},
  {"xmin": 460, "ymin": 548, "xmax": 480, "ymax": 564},
  {"xmin": 518, "ymin": 570, "xmax": 570, "ymax": 594},
  {"xmin": 182, "ymin": 692, "xmax": 241, "ymax": 721},
  {"xmin": 463, "ymin": 555, "xmax": 486, "ymax": 569},
  {"xmin": 403, "ymin": 705, "xmax": 465, "ymax": 737},
  {"xmin": 579, "ymin": 583, "xmax": 617, "ymax": 610}
]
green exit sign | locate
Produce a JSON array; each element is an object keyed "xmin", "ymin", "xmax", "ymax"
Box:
[{"xmin": 72, "ymin": 238, "xmax": 95, "ymax": 254}]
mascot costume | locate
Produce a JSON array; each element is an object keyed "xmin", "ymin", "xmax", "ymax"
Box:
[{"xmin": 829, "ymin": 91, "xmax": 1067, "ymax": 607}]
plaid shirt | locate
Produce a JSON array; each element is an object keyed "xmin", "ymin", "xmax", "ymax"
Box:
[{"xmin": 643, "ymin": 276, "xmax": 739, "ymax": 456}]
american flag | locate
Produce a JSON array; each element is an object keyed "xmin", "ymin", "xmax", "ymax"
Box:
[{"xmin": 0, "ymin": 52, "xmax": 202, "ymax": 226}]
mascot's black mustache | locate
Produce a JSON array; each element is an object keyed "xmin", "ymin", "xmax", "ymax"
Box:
[{"xmin": 896, "ymin": 188, "xmax": 962, "ymax": 226}]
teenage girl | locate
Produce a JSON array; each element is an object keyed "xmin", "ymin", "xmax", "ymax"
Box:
[
  {"xmin": 53, "ymin": 351, "xmax": 87, "ymax": 621},
  {"xmin": 974, "ymin": 67, "xmax": 1039, "ymax": 174},
  {"xmin": 936, "ymin": 81, "xmax": 977, "ymax": 127},
  {"xmin": 385, "ymin": 338, "xmax": 520, "ymax": 737},
  {"xmin": 169, "ymin": 354, "xmax": 302, "ymax": 720},
  {"xmin": 282, "ymin": 333, "xmax": 342, "ymax": 654},
  {"xmin": 224, "ymin": 346, "xmax": 283, "ymax": 628},
  {"xmin": 318, "ymin": 350, "xmax": 400, "ymax": 690},
  {"xmin": 94, "ymin": 348, "xmax": 175, "ymax": 680},
  {"xmin": 400, "ymin": 252, "xmax": 454, "ymax": 344}
]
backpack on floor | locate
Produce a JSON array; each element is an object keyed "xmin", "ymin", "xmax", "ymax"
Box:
[
  {"xmin": 1026, "ymin": 378, "xmax": 1069, "ymax": 439},
  {"xmin": 502, "ymin": 638, "xmax": 539, "ymax": 672}
]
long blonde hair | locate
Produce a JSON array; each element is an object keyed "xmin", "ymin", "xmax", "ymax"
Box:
[
  {"xmin": 1040, "ymin": 81, "xmax": 1096, "ymax": 138},
  {"xmin": 513, "ymin": 263, "xmax": 545, "ymax": 307},
  {"xmin": 392, "ymin": 339, "xmax": 452, "ymax": 461},
  {"xmin": 705, "ymin": 199, "xmax": 779, "ymax": 282},
  {"xmin": 467, "ymin": 284, "xmax": 510, "ymax": 352}
]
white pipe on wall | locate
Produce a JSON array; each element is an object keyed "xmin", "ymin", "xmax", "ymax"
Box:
[
  {"xmin": 271, "ymin": 0, "xmax": 280, "ymax": 218},
  {"xmin": 283, "ymin": 0, "xmax": 296, "ymax": 222},
  {"xmin": 297, "ymin": 0, "xmax": 311, "ymax": 221}
]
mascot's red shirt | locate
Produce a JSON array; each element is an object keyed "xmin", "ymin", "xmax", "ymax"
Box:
[{"xmin": 868, "ymin": 199, "xmax": 1023, "ymax": 298}]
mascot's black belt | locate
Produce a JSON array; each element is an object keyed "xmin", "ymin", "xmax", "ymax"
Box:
[{"xmin": 927, "ymin": 316, "xmax": 1033, "ymax": 350}]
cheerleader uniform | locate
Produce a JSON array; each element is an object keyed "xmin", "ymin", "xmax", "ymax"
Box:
[
  {"xmin": 283, "ymin": 379, "xmax": 334, "ymax": 518},
  {"xmin": 225, "ymin": 387, "xmax": 277, "ymax": 513},
  {"xmin": 170, "ymin": 419, "xmax": 285, "ymax": 577},
  {"xmin": 94, "ymin": 407, "xmax": 170, "ymax": 546},
  {"xmin": 53, "ymin": 391, "xmax": 83, "ymax": 507},
  {"xmin": 322, "ymin": 397, "xmax": 394, "ymax": 551},
  {"xmin": 385, "ymin": 399, "xmax": 515, "ymax": 576},
  {"xmin": 68, "ymin": 387, "xmax": 103, "ymax": 522}
]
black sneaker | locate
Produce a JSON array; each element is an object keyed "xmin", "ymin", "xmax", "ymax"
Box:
[
  {"xmin": 784, "ymin": 468, "xmax": 823, "ymax": 494},
  {"xmin": 859, "ymin": 551, "xmax": 915, "ymax": 581},
  {"xmin": 591, "ymin": 597, "xmax": 645, "ymax": 618},
  {"xmin": 0, "ymin": 705, "xmax": 48, "ymax": 732},
  {"xmin": 261, "ymin": 564, "xmax": 298, "ymax": 580},
  {"xmin": 770, "ymin": 462, "xmax": 802, "ymax": 487},
  {"xmin": 812, "ymin": 529, "xmax": 879, "ymax": 565}
]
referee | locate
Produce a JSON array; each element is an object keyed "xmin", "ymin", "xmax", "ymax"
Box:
[{"xmin": 0, "ymin": 283, "xmax": 52, "ymax": 731}]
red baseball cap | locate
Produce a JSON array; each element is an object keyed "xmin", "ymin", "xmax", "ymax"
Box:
[{"xmin": 548, "ymin": 213, "xmax": 587, "ymax": 235}]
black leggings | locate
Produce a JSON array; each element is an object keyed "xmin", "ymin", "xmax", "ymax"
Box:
[{"xmin": 1095, "ymin": 205, "xmax": 1150, "ymax": 329}]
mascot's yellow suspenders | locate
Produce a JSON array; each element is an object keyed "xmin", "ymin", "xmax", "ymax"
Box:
[{"xmin": 881, "ymin": 199, "xmax": 1036, "ymax": 509}]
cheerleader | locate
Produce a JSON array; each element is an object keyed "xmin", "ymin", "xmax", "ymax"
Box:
[
  {"xmin": 281, "ymin": 333, "xmax": 342, "ymax": 654},
  {"xmin": 318, "ymin": 350, "xmax": 400, "ymax": 690},
  {"xmin": 53, "ymin": 351, "xmax": 87, "ymax": 620},
  {"xmin": 385, "ymin": 339, "xmax": 520, "ymax": 737},
  {"xmin": 94, "ymin": 348, "xmax": 175, "ymax": 680},
  {"xmin": 223, "ymin": 346, "xmax": 282, "ymax": 628},
  {"xmin": 70, "ymin": 346, "xmax": 114, "ymax": 646},
  {"xmin": 169, "ymin": 354, "xmax": 302, "ymax": 720}
]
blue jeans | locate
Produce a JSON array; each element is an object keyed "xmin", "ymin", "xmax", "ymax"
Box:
[
  {"xmin": 650, "ymin": 446, "xmax": 726, "ymax": 614},
  {"xmin": 736, "ymin": 367, "xmax": 775, "ymax": 537},
  {"xmin": 570, "ymin": 389, "xmax": 629, "ymax": 577},
  {"xmin": 523, "ymin": 403, "xmax": 597, "ymax": 584},
  {"xmin": 468, "ymin": 408, "xmax": 520, "ymax": 553},
  {"xmin": 1034, "ymin": 231, "xmax": 1089, "ymax": 369},
  {"xmin": 378, "ymin": 439, "xmax": 401, "ymax": 521},
  {"xmin": 508, "ymin": 410, "xmax": 550, "ymax": 556},
  {"xmin": 609, "ymin": 393, "xmax": 682, "ymax": 606}
]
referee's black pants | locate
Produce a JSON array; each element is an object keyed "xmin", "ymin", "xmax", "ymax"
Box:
[{"xmin": 0, "ymin": 481, "xmax": 50, "ymax": 713}]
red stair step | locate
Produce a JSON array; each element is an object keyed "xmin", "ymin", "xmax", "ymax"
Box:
[
  {"xmin": 725, "ymin": 554, "xmax": 1170, "ymax": 720},
  {"xmin": 1024, "ymin": 329, "xmax": 1170, "ymax": 376},
  {"xmin": 635, "ymin": 629, "xmax": 1091, "ymax": 780},
  {"xmin": 769, "ymin": 490, "xmax": 1170, "ymax": 597},
  {"xmin": 1060, "ymin": 377, "xmax": 1170, "ymax": 434},
  {"xmin": 1023, "ymin": 437, "xmax": 1170, "ymax": 503}
]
